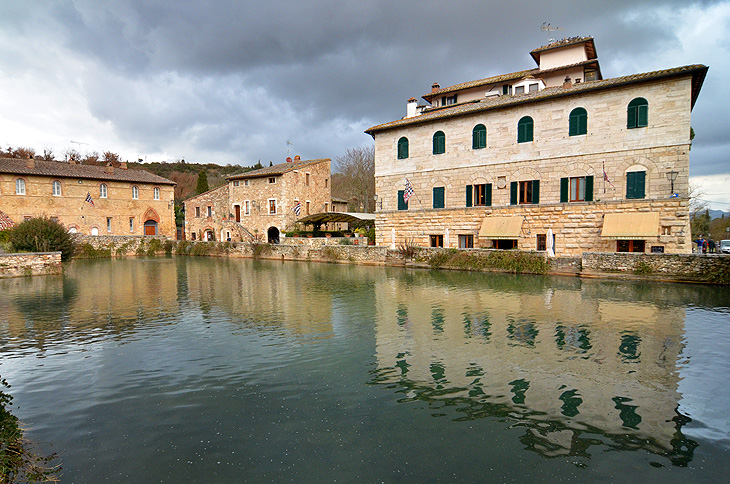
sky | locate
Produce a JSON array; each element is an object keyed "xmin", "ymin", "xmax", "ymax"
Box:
[{"xmin": 0, "ymin": 1, "xmax": 728, "ymax": 210}]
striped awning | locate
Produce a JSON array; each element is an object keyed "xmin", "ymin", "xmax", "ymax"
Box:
[
  {"xmin": 478, "ymin": 216, "xmax": 524, "ymax": 239},
  {"xmin": 601, "ymin": 212, "xmax": 659, "ymax": 239}
]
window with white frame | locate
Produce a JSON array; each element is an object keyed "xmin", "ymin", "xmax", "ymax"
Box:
[
  {"xmin": 107, "ymin": 217, "xmax": 112, "ymax": 232},
  {"xmin": 15, "ymin": 179, "xmax": 25, "ymax": 195},
  {"xmin": 244, "ymin": 200, "xmax": 250, "ymax": 215},
  {"xmin": 100, "ymin": 183, "xmax": 108, "ymax": 198},
  {"xmin": 132, "ymin": 186, "xmax": 139, "ymax": 199},
  {"xmin": 52, "ymin": 180, "xmax": 62, "ymax": 196},
  {"xmin": 268, "ymin": 199, "xmax": 277, "ymax": 214},
  {"xmin": 207, "ymin": 206, "xmax": 212, "ymax": 217},
  {"xmin": 268, "ymin": 177, "xmax": 276, "ymax": 184},
  {"xmin": 129, "ymin": 217, "xmax": 134, "ymax": 232},
  {"xmin": 244, "ymin": 180, "xmax": 249, "ymax": 186},
  {"xmin": 154, "ymin": 187, "xmax": 160, "ymax": 200}
]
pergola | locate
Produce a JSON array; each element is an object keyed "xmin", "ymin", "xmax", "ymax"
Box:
[{"xmin": 295, "ymin": 212, "xmax": 376, "ymax": 226}]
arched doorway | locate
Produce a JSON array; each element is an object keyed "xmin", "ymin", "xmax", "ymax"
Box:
[
  {"xmin": 144, "ymin": 220, "xmax": 158, "ymax": 235},
  {"xmin": 90, "ymin": 227, "xmax": 99, "ymax": 236},
  {"xmin": 267, "ymin": 226, "xmax": 280, "ymax": 244},
  {"xmin": 205, "ymin": 230, "xmax": 215, "ymax": 241}
]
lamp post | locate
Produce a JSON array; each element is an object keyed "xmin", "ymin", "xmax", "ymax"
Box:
[
  {"xmin": 373, "ymin": 194, "xmax": 382, "ymax": 211},
  {"xmin": 667, "ymin": 170, "xmax": 678, "ymax": 195}
]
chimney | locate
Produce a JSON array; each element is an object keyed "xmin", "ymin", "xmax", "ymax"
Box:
[
  {"xmin": 105, "ymin": 162, "xmax": 114, "ymax": 174},
  {"xmin": 25, "ymin": 158, "xmax": 35, "ymax": 169},
  {"xmin": 294, "ymin": 155, "xmax": 301, "ymax": 161},
  {"xmin": 562, "ymin": 76, "xmax": 572, "ymax": 89},
  {"xmin": 286, "ymin": 157, "xmax": 293, "ymax": 163},
  {"xmin": 406, "ymin": 97, "xmax": 418, "ymax": 118},
  {"xmin": 431, "ymin": 82, "xmax": 440, "ymax": 93},
  {"xmin": 574, "ymin": 78, "xmax": 581, "ymax": 84},
  {"xmin": 120, "ymin": 161, "xmax": 128, "ymax": 170}
]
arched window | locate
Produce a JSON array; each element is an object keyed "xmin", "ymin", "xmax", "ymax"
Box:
[
  {"xmin": 15, "ymin": 179, "xmax": 25, "ymax": 195},
  {"xmin": 52, "ymin": 180, "xmax": 62, "ymax": 196},
  {"xmin": 132, "ymin": 186, "xmax": 139, "ymax": 199},
  {"xmin": 569, "ymin": 107, "xmax": 587, "ymax": 136},
  {"xmin": 154, "ymin": 187, "xmax": 160, "ymax": 200},
  {"xmin": 472, "ymin": 124, "xmax": 487, "ymax": 149},
  {"xmin": 397, "ymin": 137, "xmax": 409, "ymax": 159},
  {"xmin": 433, "ymin": 131, "xmax": 445, "ymax": 155},
  {"xmin": 517, "ymin": 116, "xmax": 533, "ymax": 143},
  {"xmin": 100, "ymin": 183, "xmax": 108, "ymax": 198},
  {"xmin": 627, "ymin": 98, "xmax": 648, "ymax": 129}
]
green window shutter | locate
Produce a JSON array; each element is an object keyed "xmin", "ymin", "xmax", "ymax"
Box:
[
  {"xmin": 518, "ymin": 116, "xmax": 533, "ymax": 143},
  {"xmin": 626, "ymin": 172, "xmax": 636, "ymax": 198},
  {"xmin": 486, "ymin": 183, "xmax": 492, "ymax": 206},
  {"xmin": 569, "ymin": 108, "xmax": 587, "ymax": 136},
  {"xmin": 472, "ymin": 124, "xmax": 486, "ymax": 149},
  {"xmin": 627, "ymin": 105, "xmax": 637, "ymax": 129},
  {"xmin": 532, "ymin": 180, "xmax": 540, "ymax": 204},
  {"xmin": 585, "ymin": 176, "xmax": 594, "ymax": 202},
  {"xmin": 628, "ymin": 98, "xmax": 648, "ymax": 129},
  {"xmin": 466, "ymin": 185, "xmax": 473, "ymax": 207},
  {"xmin": 433, "ymin": 131, "xmax": 445, "ymax": 154},
  {"xmin": 398, "ymin": 190, "xmax": 408, "ymax": 210},
  {"xmin": 397, "ymin": 137, "xmax": 409, "ymax": 159},
  {"xmin": 433, "ymin": 187, "xmax": 445, "ymax": 209},
  {"xmin": 580, "ymin": 110, "xmax": 587, "ymax": 134},
  {"xmin": 510, "ymin": 181, "xmax": 518, "ymax": 205},
  {"xmin": 569, "ymin": 114, "xmax": 578, "ymax": 136},
  {"xmin": 636, "ymin": 171, "xmax": 645, "ymax": 199},
  {"xmin": 637, "ymin": 105, "xmax": 648, "ymax": 127},
  {"xmin": 560, "ymin": 178, "xmax": 569, "ymax": 203}
]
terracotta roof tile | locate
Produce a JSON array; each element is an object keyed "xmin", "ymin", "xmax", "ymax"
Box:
[
  {"xmin": 0, "ymin": 210, "xmax": 14, "ymax": 230},
  {"xmin": 367, "ymin": 64, "xmax": 707, "ymax": 135},
  {"xmin": 227, "ymin": 158, "xmax": 330, "ymax": 180},
  {"xmin": 0, "ymin": 158, "xmax": 176, "ymax": 185}
]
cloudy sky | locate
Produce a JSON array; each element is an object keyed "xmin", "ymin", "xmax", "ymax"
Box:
[{"xmin": 1, "ymin": 1, "xmax": 728, "ymax": 209}]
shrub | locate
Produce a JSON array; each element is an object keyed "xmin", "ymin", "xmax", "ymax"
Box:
[
  {"xmin": 9, "ymin": 217, "xmax": 76, "ymax": 261},
  {"xmin": 77, "ymin": 243, "xmax": 112, "ymax": 259},
  {"xmin": 175, "ymin": 241, "xmax": 192, "ymax": 255},
  {"xmin": 633, "ymin": 260, "xmax": 653, "ymax": 275},
  {"xmin": 163, "ymin": 240, "xmax": 174, "ymax": 256},
  {"xmin": 397, "ymin": 238, "xmax": 420, "ymax": 261},
  {"xmin": 249, "ymin": 242, "xmax": 271, "ymax": 259},
  {"xmin": 426, "ymin": 249, "xmax": 550, "ymax": 274},
  {"xmin": 190, "ymin": 242, "xmax": 213, "ymax": 256},
  {"xmin": 147, "ymin": 238, "xmax": 163, "ymax": 255}
]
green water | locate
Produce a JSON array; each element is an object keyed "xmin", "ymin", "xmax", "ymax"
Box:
[{"xmin": 1, "ymin": 257, "xmax": 729, "ymax": 483}]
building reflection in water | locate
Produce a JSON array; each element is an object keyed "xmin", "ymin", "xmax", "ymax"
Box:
[{"xmin": 370, "ymin": 271, "xmax": 698, "ymax": 466}]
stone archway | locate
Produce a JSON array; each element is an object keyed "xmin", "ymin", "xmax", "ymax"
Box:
[
  {"xmin": 267, "ymin": 226, "xmax": 280, "ymax": 244},
  {"xmin": 143, "ymin": 207, "xmax": 160, "ymax": 236}
]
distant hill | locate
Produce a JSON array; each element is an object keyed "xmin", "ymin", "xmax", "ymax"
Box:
[{"xmin": 709, "ymin": 209, "xmax": 729, "ymax": 220}]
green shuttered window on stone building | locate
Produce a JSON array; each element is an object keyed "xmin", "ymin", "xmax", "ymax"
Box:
[
  {"xmin": 398, "ymin": 190, "xmax": 408, "ymax": 210},
  {"xmin": 472, "ymin": 124, "xmax": 486, "ymax": 149},
  {"xmin": 433, "ymin": 187, "xmax": 445, "ymax": 209},
  {"xmin": 397, "ymin": 137, "xmax": 409, "ymax": 159},
  {"xmin": 517, "ymin": 116, "xmax": 533, "ymax": 143},
  {"xmin": 626, "ymin": 171, "xmax": 646, "ymax": 199},
  {"xmin": 433, "ymin": 131, "xmax": 445, "ymax": 154},
  {"xmin": 627, "ymin": 98, "xmax": 648, "ymax": 129},
  {"xmin": 569, "ymin": 107, "xmax": 587, "ymax": 136}
]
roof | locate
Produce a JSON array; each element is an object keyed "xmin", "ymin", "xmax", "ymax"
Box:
[
  {"xmin": 367, "ymin": 64, "xmax": 708, "ymax": 135},
  {"xmin": 601, "ymin": 212, "xmax": 659, "ymax": 239},
  {"xmin": 331, "ymin": 197, "xmax": 349, "ymax": 204},
  {"xmin": 529, "ymin": 36, "xmax": 597, "ymax": 64},
  {"xmin": 0, "ymin": 210, "xmax": 14, "ymax": 230},
  {"xmin": 295, "ymin": 212, "xmax": 375, "ymax": 225},
  {"xmin": 227, "ymin": 158, "xmax": 330, "ymax": 180},
  {"xmin": 182, "ymin": 184, "xmax": 228, "ymax": 203},
  {"xmin": 423, "ymin": 68, "xmax": 538, "ymax": 102},
  {"xmin": 0, "ymin": 158, "xmax": 176, "ymax": 185}
]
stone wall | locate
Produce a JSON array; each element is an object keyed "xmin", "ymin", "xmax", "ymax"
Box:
[
  {"xmin": 0, "ymin": 252, "xmax": 62, "ymax": 278},
  {"xmin": 73, "ymin": 234, "xmax": 172, "ymax": 256},
  {"xmin": 582, "ymin": 252, "xmax": 730, "ymax": 283}
]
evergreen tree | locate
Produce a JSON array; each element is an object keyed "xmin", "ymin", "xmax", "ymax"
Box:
[{"xmin": 196, "ymin": 170, "xmax": 209, "ymax": 194}]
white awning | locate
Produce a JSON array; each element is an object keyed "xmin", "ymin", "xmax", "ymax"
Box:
[
  {"xmin": 478, "ymin": 216, "xmax": 524, "ymax": 239},
  {"xmin": 601, "ymin": 212, "xmax": 659, "ymax": 239}
]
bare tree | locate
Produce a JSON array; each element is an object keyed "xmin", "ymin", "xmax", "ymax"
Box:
[
  {"xmin": 334, "ymin": 146, "xmax": 375, "ymax": 212},
  {"xmin": 42, "ymin": 146, "xmax": 55, "ymax": 161},
  {"xmin": 10, "ymin": 146, "xmax": 35, "ymax": 159},
  {"xmin": 102, "ymin": 151, "xmax": 122, "ymax": 164},
  {"xmin": 62, "ymin": 148, "xmax": 80, "ymax": 163}
]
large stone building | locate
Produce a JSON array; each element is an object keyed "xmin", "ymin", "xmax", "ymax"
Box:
[
  {"xmin": 366, "ymin": 37, "xmax": 707, "ymax": 255},
  {"xmin": 0, "ymin": 158, "xmax": 176, "ymax": 237},
  {"xmin": 184, "ymin": 157, "xmax": 332, "ymax": 243}
]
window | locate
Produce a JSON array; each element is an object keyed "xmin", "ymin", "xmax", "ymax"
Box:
[
  {"xmin": 472, "ymin": 124, "xmax": 487, "ymax": 149},
  {"xmin": 529, "ymin": 83, "xmax": 539, "ymax": 92},
  {"xmin": 397, "ymin": 190, "xmax": 408, "ymax": 211},
  {"xmin": 433, "ymin": 187, "xmax": 445, "ymax": 209},
  {"xmin": 441, "ymin": 95, "xmax": 457, "ymax": 106},
  {"xmin": 268, "ymin": 177, "xmax": 276, "ymax": 184},
  {"xmin": 195, "ymin": 206, "xmax": 201, "ymax": 217},
  {"xmin": 397, "ymin": 137, "xmax": 409, "ymax": 159},
  {"xmin": 617, "ymin": 240, "xmax": 645, "ymax": 253},
  {"xmin": 191, "ymin": 232, "xmax": 196, "ymax": 240},
  {"xmin": 560, "ymin": 176, "xmax": 593, "ymax": 202},
  {"xmin": 459, "ymin": 235, "xmax": 474, "ymax": 248},
  {"xmin": 514, "ymin": 86, "xmax": 525, "ymax": 95},
  {"xmin": 15, "ymin": 179, "xmax": 25, "ymax": 195},
  {"xmin": 325, "ymin": 178, "xmax": 329, "ymax": 188},
  {"xmin": 233, "ymin": 180, "xmax": 240, "ymax": 187},
  {"xmin": 244, "ymin": 200, "xmax": 250, "ymax": 215},
  {"xmin": 511, "ymin": 180, "xmax": 540, "ymax": 205},
  {"xmin": 433, "ymin": 131, "xmax": 445, "ymax": 154},
  {"xmin": 305, "ymin": 173, "xmax": 310, "ymax": 186},
  {"xmin": 154, "ymin": 187, "xmax": 160, "ymax": 200},
  {"xmin": 206, "ymin": 206, "xmax": 212, "ymax": 217},
  {"xmin": 536, "ymin": 234, "xmax": 546, "ymax": 251},
  {"xmin": 132, "ymin": 186, "xmax": 139, "ymax": 199},
  {"xmin": 503, "ymin": 85, "xmax": 512, "ymax": 95},
  {"xmin": 268, "ymin": 199, "xmax": 277, "ymax": 214},
  {"xmin": 100, "ymin": 183, "xmax": 108, "ymax": 198},
  {"xmin": 626, "ymin": 171, "xmax": 646, "ymax": 199},
  {"xmin": 430, "ymin": 235, "xmax": 444, "ymax": 247},
  {"xmin": 91, "ymin": 227, "xmax": 99, "ymax": 236},
  {"xmin": 129, "ymin": 217, "xmax": 134, "ymax": 232},
  {"xmin": 244, "ymin": 180, "xmax": 250, "ymax": 186},
  {"xmin": 107, "ymin": 217, "xmax": 112, "ymax": 232},
  {"xmin": 466, "ymin": 184, "xmax": 492, "ymax": 207},
  {"xmin": 627, "ymin": 98, "xmax": 648, "ymax": 129},
  {"xmin": 306, "ymin": 201, "xmax": 310, "ymax": 215},
  {"xmin": 517, "ymin": 116, "xmax": 533, "ymax": 143},
  {"xmin": 324, "ymin": 202, "xmax": 329, "ymax": 212},
  {"xmin": 52, "ymin": 180, "xmax": 62, "ymax": 196},
  {"xmin": 569, "ymin": 107, "xmax": 587, "ymax": 136}
]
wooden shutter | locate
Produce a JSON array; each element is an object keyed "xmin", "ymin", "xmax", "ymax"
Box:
[
  {"xmin": 433, "ymin": 187, "xmax": 445, "ymax": 209},
  {"xmin": 510, "ymin": 181, "xmax": 518, "ymax": 205},
  {"xmin": 560, "ymin": 178, "xmax": 569, "ymax": 203},
  {"xmin": 638, "ymin": 104, "xmax": 648, "ymax": 127},
  {"xmin": 397, "ymin": 137, "xmax": 408, "ymax": 159},
  {"xmin": 532, "ymin": 180, "xmax": 540, "ymax": 204},
  {"xmin": 485, "ymin": 183, "xmax": 492, "ymax": 206},
  {"xmin": 635, "ymin": 171, "xmax": 645, "ymax": 199},
  {"xmin": 627, "ymin": 104, "xmax": 637, "ymax": 129},
  {"xmin": 466, "ymin": 185, "xmax": 473, "ymax": 207},
  {"xmin": 626, "ymin": 172, "xmax": 636, "ymax": 198},
  {"xmin": 585, "ymin": 176, "xmax": 594, "ymax": 202},
  {"xmin": 398, "ymin": 190, "xmax": 408, "ymax": 210}
]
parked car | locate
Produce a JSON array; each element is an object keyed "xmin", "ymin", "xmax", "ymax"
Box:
[{"xmin": 720, "ymin": 240, "xmax": 730, "ymax": 254}]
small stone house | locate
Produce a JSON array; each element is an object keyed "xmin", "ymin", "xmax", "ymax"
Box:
[
  {"xmin": 0, "ymin": 158, "xmax": 176, "ymax": 238},
  {"xmin": 184, "ymin": 157, "xmax": 332, "ymax": 243},
  {"xmin": 366, "ymin": 37, "xmax": 707, "ymax": 255}
]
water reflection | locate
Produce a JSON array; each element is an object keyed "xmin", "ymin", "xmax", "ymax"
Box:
[{"xmin": 370, "ymin": 271, "xmax": 700, "ymax": 466}]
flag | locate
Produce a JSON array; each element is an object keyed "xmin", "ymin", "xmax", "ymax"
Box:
[
  {"xmin": 602, "ymin": 162, "xmax": 615, "ymax": 188},
  {"xmin": 403, "ymin": 178, "xmax": 414, "ymax": 203},
  {"xmin": 85, "ymin": 192, "xmax": 95, "ymax": 207},
  {"xmin": 293, "ymin": 201, "xmax": 301, "ymax": 216}
]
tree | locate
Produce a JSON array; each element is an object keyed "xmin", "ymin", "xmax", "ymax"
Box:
[
  {"xmin": 196, "ymin": 170, "xmax": 209, "ymax": 194},
  {"xmin": 9, "ymin": 217, "xmax": 76, "ymax": 261},
  {"xmin": 691, "ymin": 209, "xmax": 711, "ymax": 239},
  {"xmin": 42, "ymin": 147, "xmax": 55, "ymax": 161},
  {"xmin": 334, "ymin": 146, "xmax": 375, "ymax": 212},
  {"xmin": 102, "ymin": 151, "xmax": 122, "ymax": 164}
]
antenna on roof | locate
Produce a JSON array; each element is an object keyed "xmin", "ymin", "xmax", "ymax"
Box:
[
  {"xmin": 286, "ymin": 140, "xmax": 293, "ymax": 158},
  {"xmin": 541, "ymin": 22, "xmax": 565, "ymax": 44}
]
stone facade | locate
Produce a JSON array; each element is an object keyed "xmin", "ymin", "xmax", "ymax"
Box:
[
  {"xmin": 184, "ymin": 158, "xmax": 332, "ymax": 243},
  {"xmin": 0, "ymin": 158, "xmax": 176, "ymax": 238},
  {"xmin": 366, "ymin": 38, "xmax": 706, "ymax": 257},
  {"xmin": 0, "ymin": 252, "xmax": 62, "ymax": 278}
]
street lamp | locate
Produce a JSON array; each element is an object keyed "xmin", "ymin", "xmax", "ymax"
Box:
[
  {"xmin": 373, "ymin": 194, "xmax": 382, "ymax": 211},
  {"xmin": 667, "ymin": 170, "xmax": 678, "ymax": 195}
]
